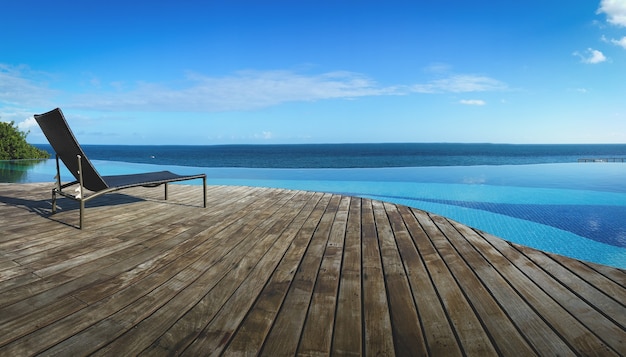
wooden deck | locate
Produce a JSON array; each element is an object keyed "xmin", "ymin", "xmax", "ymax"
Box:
[{"xmin": 0, "ymin": 183, "xmax": 624, "ymax": 356}]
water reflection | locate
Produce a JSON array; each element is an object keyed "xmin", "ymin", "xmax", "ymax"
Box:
[{"xmin": 0, "ymin": 160, "xmax": 49, "ymax": 183}]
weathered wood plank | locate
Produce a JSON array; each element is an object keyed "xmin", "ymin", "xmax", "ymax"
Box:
[
  {"xmin": 116, "ymin": 192, "xmax": 308, "ymax": 355},
  {"xmin": 218, "ymin": 193, "xmax": 326, "ymax": 356},
  {"xmin": 0, "ymin": 296, "xmax": 86, "ymax": 347},
  {"xmin": 331, "ymin": 197, "xmax": 363, "ymax": 356},
  {"xmin": 394, "ymin": 205, "xmax": 462, "ymax": 356},
  {"xmin": 513, "ymin": 244, "xmax": 625, "ymax": 352},
  {"xmin": 136, "ymin": 191, "xmax": 321, "ymax": 356},
  {"xmin": 476, "ymin": 228, "xmax": 621, "ymax": 356},
  {"xmin": 517, "ymin": 245, "xmax": 626, "ymax": 328},
  {"xmin": 374, "ymin": 200, "xmax": 427, "ymax": 356},
  {"xmin": 411, "ymin": 209, "xmax": 498, "ymax": 356},
  {"xmin": 298, "ymin": 195, "xmax": 351, "ymax": 356},
  {"xmin": 0, "ymin": 186, "xmax": 246, "ymax": 305},
  {"xmin": 361, "ymin": 198, "xmax": 395, "ymax": 356},
  {"xmin": 0, "ymin": 184, "xmax": 266, "ymax": 354},
  {"xmin": 547, "ymin": 253, "xmax": 625, "ymax": 302},
  {"xmin": 450, "ymin": 221, "xmax": 587, "ymax": 355},
  {"xmin": 255, "ymin": 194, "xmax": 336, "ymax": 356},
  {"xmin": 182, "ymin": 193, "xmax": 330, "ymax": 356},
  {"xmin": 431, "ymin": 215, "xmax": 538, "ymax": 356}
]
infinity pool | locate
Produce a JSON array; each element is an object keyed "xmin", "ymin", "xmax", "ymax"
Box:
[{"xmin": 2, "ymin": 159, "xmax": 625, "ymax": 269}]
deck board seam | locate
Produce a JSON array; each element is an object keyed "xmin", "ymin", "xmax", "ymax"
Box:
[
  {"xmin": 208, "ymin": 193, "xmax": 330, "ymax": 351},
  {"xmin": 466, "ymin": 226, "xmax": 583, "ymax": 355},
  {"xmin": 506, "ymin": 244, "xmax": 626, "ymax": 351},
  {"xmin": 474, "ymin": 228, "xmax": 616, "ymax": 355},
  {"xmin": 171, "ymin": 189, "xmax": 322, "ymax": 353},
  {"xmin": 381, "ymin": 202, "xmax": 432, "ymax": 356},
  {"xmin": 244, "ymin": 193, "xmax": 331, "ymax": 356},
  {"xmin": 1, "ymin": 186, "xmax": 290, "ymax": 354},
  {"xmin": 147, "ymin": 190, "xmax": 311, "ymax": 355},
  {"xmin": 445, "ymin": 219, "xmax": 544, "ymax": 356},
  {"xmin": 406, "ymin": 208, "xmax": 467, "ymax": 356},
  {"xmin": 92, "ymin": 190, "xmax": 310, "ymax": 356},
  {"xmin": 295, "ymin": 194, "xmax": 346, "ymax": 355},
  {"xmin": 214, "ymin": 190, "xmax": 322, "ymax": 354},
  {"xmin": 202, "ymin": 189, "xmax": 314, "ymax": 350},
  {"xmin": 435, "ymin": 214, "xmax": 540, "ymax": 356},
  {"xmin": 391, "ymin": 205, "xmax": 438, "ymax": 357},
  {"xmin": 535, "ymin": 250, "xmax": 626, "ymax": 310},
  {"xmin": 427, "ymin": 213, "xmax": 505, "ymax": 356},
  {"xmin": 327, "ymin": 196, "xmax": 354, "ymax": 356}
]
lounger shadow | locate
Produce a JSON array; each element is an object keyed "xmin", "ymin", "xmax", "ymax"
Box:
[{"xmin": 34, "ymin": 108, "xmax": 206, "ymax": 229}]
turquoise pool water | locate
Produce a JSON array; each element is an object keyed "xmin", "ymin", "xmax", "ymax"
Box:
[{"xmin": 2, "ymin": 159, "xmax": 625, "ymax": 269}]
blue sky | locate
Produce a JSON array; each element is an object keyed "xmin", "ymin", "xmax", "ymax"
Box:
[{"xmin": 1, "ymin": 0, "xmax": 626, "ymax": 145}]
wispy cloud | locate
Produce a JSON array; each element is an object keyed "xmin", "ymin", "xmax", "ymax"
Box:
[
  {"xmin": 411, "ymin": 75, "xmax": 507, "ymax": 93},
  {"xmin": 0, "ymin": 64, "xmax": 57, "ymax": 107},
  {"xmin": 254, "ymin": 131, "xmax": 273, "ymax": 140},
  {"xmin": 459, "ymin": 99, "xmax": 486, "ymax": 106},
  {"xmin": 1, "ymin": 64, "xmax": 509, "ymax": 114},
  {"xmin": 68, "ymin": 70, "xmax": 402, "ymax": 112},
  {"xmin": 0, "ymin": 65, "xmax": 53, "ymax": 129},
  {"xmin": 598, "ymin": 0, "xmax": 626, "ymax": 27},
  {"xmin": 573, "ymin": 48, "xmax": 607, "ymax": 64}
]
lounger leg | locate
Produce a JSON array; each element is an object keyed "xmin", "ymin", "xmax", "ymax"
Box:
[
  {"xmin": 79, "ymin": 200, "xmax": 85, "ymax": 229},
  {"xmin": 52, "ymin": 154, "xmax": 61, "ymax": 214},
  {"xmin": 51, "ymin": 189, "xmax": 57, "ymax": 214},
  {"xmin": 203, "ymin": 177, "xmax": 206, "ymax": 208}
]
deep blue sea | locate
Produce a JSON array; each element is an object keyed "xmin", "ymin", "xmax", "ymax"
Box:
[
  {"xmin": 3, "ymin": 143, "xmax": 626, "ymax": 268},
  {"xmin": 32, "ymin": 143, "xmax": 626, "ymax": 168}
]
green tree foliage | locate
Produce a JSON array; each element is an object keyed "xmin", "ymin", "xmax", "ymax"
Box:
[{"xmin": 0, "ymin": 121, "xmax": 50, "ymax": 160}]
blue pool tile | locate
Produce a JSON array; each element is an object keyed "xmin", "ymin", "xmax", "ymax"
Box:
[{"xmin": 414, "ymin": 198, "xmax": 626, "ymax": 248}]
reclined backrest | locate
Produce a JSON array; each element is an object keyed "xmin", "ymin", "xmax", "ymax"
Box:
[{"xmin": 34, "ymin": 108, "xmax": 109, "ymax": 191}]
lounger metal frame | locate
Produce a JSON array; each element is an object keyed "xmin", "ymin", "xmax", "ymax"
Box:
[
  {"xmin": 51, "ymin": 154, "xmax": 206, "ymax": 229},
  {"xmin": 35, "ymin": 108, "xmax": 206, "ymax": 229}
]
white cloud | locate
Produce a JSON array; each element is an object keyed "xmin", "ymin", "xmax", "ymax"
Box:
[
  {"xmin": 0, "ymin": 109, "xmax": 40, "ymax": 129},
  {"xmin": 411, "ymin": 75, "xmax": 507, "ymax": 93},
  {"xmin": 459, "ymin": 99, "xmax": 486, "ymax": 106},
  {"xmin": 598, "ymin": 0, "xmax": 626, "ymax": 27},
  {"xmin": 573, "ymin": 48, "xmax": 607, "ymax": 64},
  {"xmin": 17, "ymin": 116, "xmax": 38, "ymax": 131},
  {"xmin": 611, "ymin": 36, "xmax": 626, "ymax": 48}
]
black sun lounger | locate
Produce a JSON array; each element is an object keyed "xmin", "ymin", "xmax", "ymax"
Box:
[{"xmin": 34, "ymin": 108, "xmax": 206, "ymax": 229}]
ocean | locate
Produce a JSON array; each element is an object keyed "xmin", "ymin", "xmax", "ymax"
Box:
[{"xmin": 31, "ymin": 143, "xmax": 626, "ymax": 168}]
